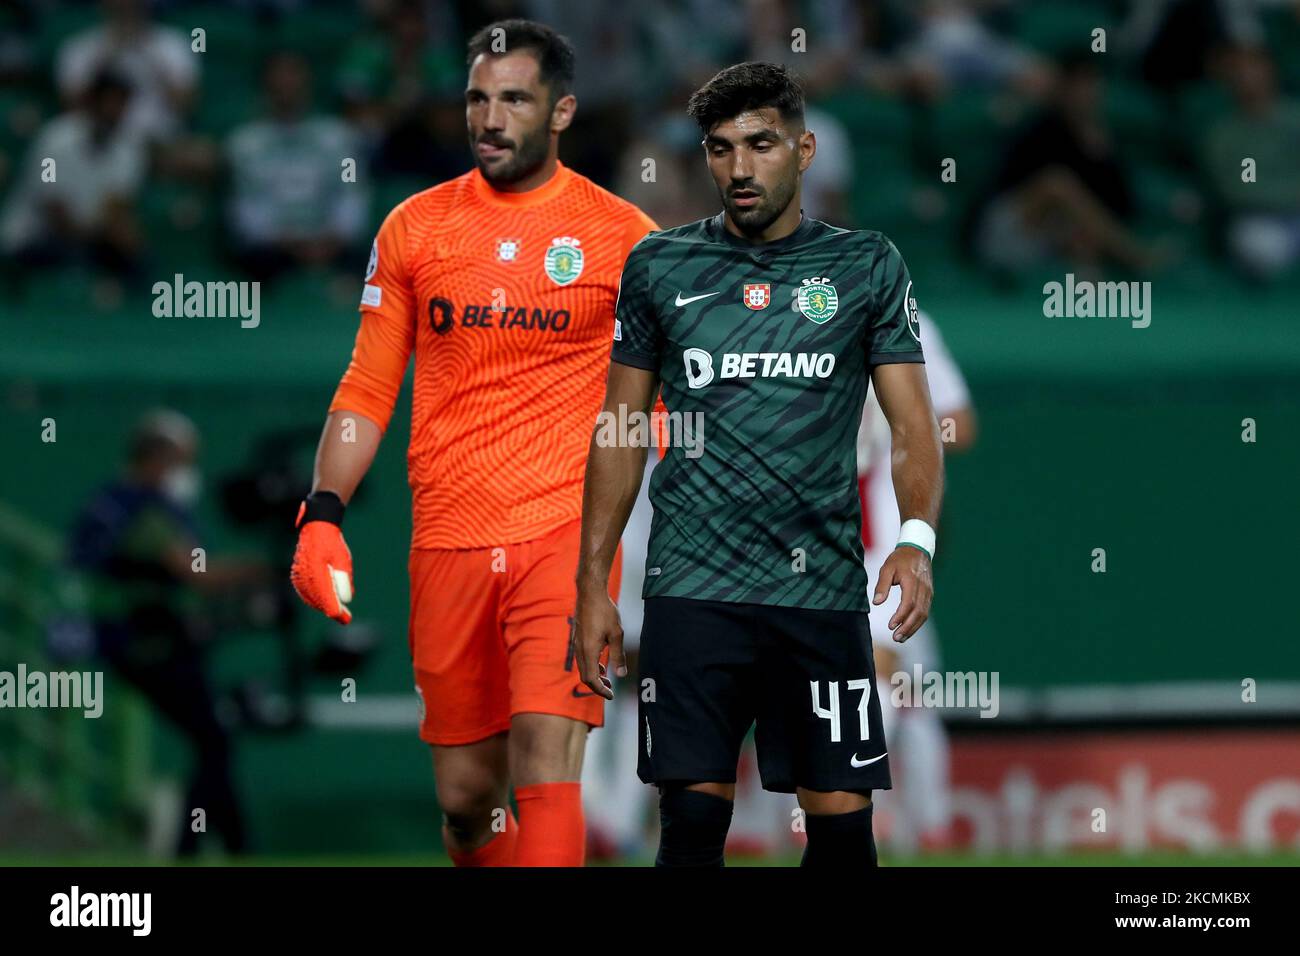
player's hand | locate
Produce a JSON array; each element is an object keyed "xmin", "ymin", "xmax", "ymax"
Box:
[
  {"xmin": 873, "ymin": 546, "xmax": 933, "ymax": 643},
  {"xmin": 290, "ymin": 492, "xmax": 353, "ymax": 624},
  {"xmin": 573, "ymin": 584, "xmax": 624, "ymax": 700}
]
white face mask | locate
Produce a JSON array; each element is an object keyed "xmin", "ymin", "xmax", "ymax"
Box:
[{"xmin": 161, "ymin": 465, "xmax": 201, "ymax": 506}]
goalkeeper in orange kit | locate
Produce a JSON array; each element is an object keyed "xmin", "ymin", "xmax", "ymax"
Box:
[{"xmin": 291, "ymin": 19, "xmax": 656, "ymax": 866}]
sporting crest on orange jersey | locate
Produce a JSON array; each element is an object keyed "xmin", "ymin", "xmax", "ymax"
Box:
[{"xmin": 544, "ymin": 237, "xmax": 584, "ymax": 286}]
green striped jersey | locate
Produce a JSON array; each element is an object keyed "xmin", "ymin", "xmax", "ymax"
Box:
[{"xmin": 611, "ymin": 213, "xmax": 924, "ymax": 611}]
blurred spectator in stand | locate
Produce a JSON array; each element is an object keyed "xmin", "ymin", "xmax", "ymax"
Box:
[
  {"xmin": 336, "ymin": 0, "xmax": 464, "ymax": 177},
  {"xmin": 614, "ymin": 79, "xmax": 723, "ymax": 230},
  {"xmin": 1202, "ymin": 44, "xmax": 1300, "ymax": 280},
  {"xmin": 0, "ymin": 0, "xmax": 40, "ymax": 192},
  {"xmin": 899, "ymin": 0, "xmax": 1053, "ymax": 101},
  {"xmin": 56, "ymin": 0, "xmax": 198, "ymax": 145},
  {"xmin": 829, "ymin": 0, "xmax": 919, "ymax": 97},
  {"xmin": 528, "ymin": 0, "xmax": 650, "ymax": 186},
  {"xmin": 226, "ymin": 51, "xmax": 368, "ymax": 285},
  {"xmin": 644, "ymin": 0, "xmax": 744, "ymax": 97},
  {"xmin": 0, "ymin": 0, "xmax": 38, "ymax": 87},
  {"xmin": 740, "ymin": 0, "xmax": 861, "ymax": 97},
  {"xmin": 650, "ymin": 0, "xmax": 913, "ymax": 98},
  {"xmin": 454, "ymin": 0, "xmax": 529, "ymax": 37},
  {"xmin": 1124, "ymin": 0, "xmax": 1262, "ymax": 99},
  {"xmin": 967, "ymin": 52, "xmax": 1162, "ymax": 276},
  {"xmin": 0, "ymin": 70, "xmax": 145, "ymax": 292},
  {"xmin": 55, "ymin": 0, "xmax": 218, "ymax": 179}
]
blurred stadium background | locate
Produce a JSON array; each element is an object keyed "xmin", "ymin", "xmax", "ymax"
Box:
[{"xmin": 1, "ymin": 0, "xmax": 1298, "ymax": 865}]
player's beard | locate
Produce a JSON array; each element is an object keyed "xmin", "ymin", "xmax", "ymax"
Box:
[
  {"xmin": 721, "ymin": 169, "xmax": 799, "ymax": 237},
  {"xmin": 471, "ymin": 121, "xmax": 551, "ymax": 187}
]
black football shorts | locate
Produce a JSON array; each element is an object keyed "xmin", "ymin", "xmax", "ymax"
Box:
[{"xmin": 636, "ymin": 596, "xmax": 892, "ymax": 794}]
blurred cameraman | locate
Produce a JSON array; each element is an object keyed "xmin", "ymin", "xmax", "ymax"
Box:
[{"xmin": 67, "ymin": 410, "xmax": 267, "ymax": 857}]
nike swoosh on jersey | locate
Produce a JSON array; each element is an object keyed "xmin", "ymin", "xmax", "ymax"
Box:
[
  {"xmin": 674, "ymin": 291, "xmax": 722, "ymax": 307},
  {"xmin": 851, "ymin": 751, "xmax": 888, "ymax": 768}
]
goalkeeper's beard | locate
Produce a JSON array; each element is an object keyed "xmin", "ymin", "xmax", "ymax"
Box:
[{"xmin": 471, "ymin": 124, "xmax": 551, "ymax": 187}]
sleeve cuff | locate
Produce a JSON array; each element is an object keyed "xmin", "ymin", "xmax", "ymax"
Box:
[
  {"xmin": 328, "ymin": 387, "xmax": 394, "ymax": 434},
  {"xmin": 869, "ymin": 350, "xmax": 925, "ymax": 367},
  {"xmin": 611, "ymin": 348, "xmax": 658, "ymax": 372}
]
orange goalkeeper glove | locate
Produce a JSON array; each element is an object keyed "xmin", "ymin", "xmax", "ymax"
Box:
[{"xmin": 290, "ymin": 491, "xmax": 354, "ymax": 624}]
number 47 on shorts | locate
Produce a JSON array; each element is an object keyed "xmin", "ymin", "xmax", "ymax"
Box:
[{"xmin": 811, "ymin": 679, "xmax": 875, "ymax": 743}]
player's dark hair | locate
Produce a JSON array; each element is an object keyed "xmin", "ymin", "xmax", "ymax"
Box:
[
  {"xmin": 686, "ymin": 61, "xmax": 805, "ymax": 135},
  {"xmin": 465, "ymin": 18, "xmax": 576, "ymax": 105}
]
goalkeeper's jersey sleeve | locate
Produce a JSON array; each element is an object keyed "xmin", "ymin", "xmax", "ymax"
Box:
[{"xmin": 329, "ymin": 162, "xmax": 658, "ymax": 549}]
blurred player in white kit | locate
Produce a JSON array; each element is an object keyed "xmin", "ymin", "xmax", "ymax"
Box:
[
  {"xmin": 582, "ymin": 456, "xmax": 658, "ymax": 859},
  {"xmin": 859, "ymin": 310, "xmax": 976, "ymax": 852}
]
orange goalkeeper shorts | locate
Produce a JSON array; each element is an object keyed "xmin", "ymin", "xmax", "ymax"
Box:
[{"xmin": 407, "ymin": 518, "xmax": 621, "ymax": 745}]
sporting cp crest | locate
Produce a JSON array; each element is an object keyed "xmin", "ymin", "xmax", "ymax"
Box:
[
  {"xmin": 797, "ymin": 276, "xmax": 839, "ymax": 324},
  {"xmin": 496, "ymin": 238, "xmax": 520, "ymax": 262},
  {"xmin": 544, "ymin": 236, "xmax": 584, "ymax": 286},
  {"xmin": 743, "ymin": 283, "xmax": 770, "ymax": 310}
]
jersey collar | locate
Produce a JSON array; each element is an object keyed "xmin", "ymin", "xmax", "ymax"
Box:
[
  {"xmin": 470, "ymin": 160, "xmax": 572, "ymax": 207},
  {"xmin": 708, "ymin": 210, "xmax": 819, "ymax": 251}
]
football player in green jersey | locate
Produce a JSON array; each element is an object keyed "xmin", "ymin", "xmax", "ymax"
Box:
[{"xmin": 574, "ymin": 62, "xmax": 944, "ymax": 868}]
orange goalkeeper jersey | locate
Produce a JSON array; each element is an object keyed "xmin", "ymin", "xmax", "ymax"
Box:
[{"xmin": 330, "ymin": 162, "xmax": 658, "ymax": 549}]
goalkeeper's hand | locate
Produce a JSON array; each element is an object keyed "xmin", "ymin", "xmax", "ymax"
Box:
[{"xmin": 290, "ymin": 491, "xmax": 353, "ymax": 624}]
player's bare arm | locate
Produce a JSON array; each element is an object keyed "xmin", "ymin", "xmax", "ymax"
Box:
[
  {"xmin": 310, "ymin": 409, "xmax": 383, "ymax": 503},
  {"xmin": 871, "ymin": 361, "xmax": 944, "ymax": 642},
  {"xmin": 573, "ymin": 363, "xmax": 658, "ymax": 700}
]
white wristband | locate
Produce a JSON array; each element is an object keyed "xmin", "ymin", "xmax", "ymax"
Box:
[{"xmin": 897, "ymin": 519, "xmax": 936, "ymax": 560}]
